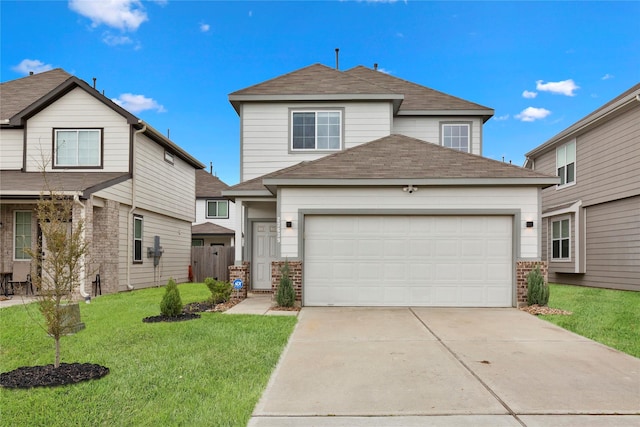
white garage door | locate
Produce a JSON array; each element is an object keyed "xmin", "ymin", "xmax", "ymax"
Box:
[{"xmin": 304, "ymin": 215, "xmax": 513, "ymax": 307}]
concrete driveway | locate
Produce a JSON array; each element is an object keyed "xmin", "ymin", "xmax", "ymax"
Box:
[{"xmin": 249, "ymin": 307, "xmax": 640, "ymax": 426}]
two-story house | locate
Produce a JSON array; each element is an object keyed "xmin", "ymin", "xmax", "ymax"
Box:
[
  {"xmin": 524, "ymin": 83, "xmax": 640, "ymax": 292},
  {"xmin": 224, "ymin": 63, "xmax": 558, "ymax": 307},
  {"xmin": 0, "ymin": 69, "xmax": 205, "ymax": 298},
  {"xmin": 192, "ymin": 169, "xmax": 236, "ymax": 247}
]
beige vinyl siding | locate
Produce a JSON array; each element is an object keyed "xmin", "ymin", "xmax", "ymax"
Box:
[
  {"xmin": 93, "ymin": 179, "xmax": 133, "ymax": 205},
  {"xmin": 241, "ymin": 102, "xmax": 392, "ymax": 181},
  {"xmin": 393, "ymin": 117, "xmax": 483, "ymax": 155},
  {"xmin": 133, "ymin": 133, "xmax": 196, "ymax": 222},
  {"xmin": 279, "ymin": 186, "xmax": 539, "ymax": 259},
  {"xmin": 117, "ymin": 205, "xmax": 192, "ymax": 291},
  {"xmin": 537, "ymin": 106, "xmax": 640, "ymax": 208},
  {"xmin": 551, "ymin": 196, "xmax": 640, "ymax": 291},
  {"xmin": 24, "ymin": 87, "xmax": 130, "ymax": 172},
  {"xmin": 0, "ymin": 129, "xmax": 24, "ymax": 169}
]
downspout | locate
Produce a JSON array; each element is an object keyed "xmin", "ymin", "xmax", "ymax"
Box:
[
  {"xmin": 73, "ymin": 194, "xmax": 91, "ymax": 302},
  {"xmin": 126, "ymin": 121, "xmax": 147, "ymax": 290}
]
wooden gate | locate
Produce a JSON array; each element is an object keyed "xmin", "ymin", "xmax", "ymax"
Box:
[{"xmin": 190, "ymin": 246, "xmax": 235, "ymax": 283}]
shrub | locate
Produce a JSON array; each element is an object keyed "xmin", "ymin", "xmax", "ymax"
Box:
[
  {"xmin": 275, "ymin": 261, "xmax": 296, "ymax": 308},
  {"xmin": 160, "ymin": 278, "xmax": 183, "ymax": 317},
  {"xmin": 205, "ymin": 277, "xmax": 232, "ymax": 304},
  {"xmin": 527, "ymin": 266, "xmax": 550, "ymax": 306}
]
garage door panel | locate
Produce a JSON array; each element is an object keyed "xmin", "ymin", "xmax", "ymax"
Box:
[{"xmin": 304, "ymin": 215, "xmax": 513, "ymax": 307}]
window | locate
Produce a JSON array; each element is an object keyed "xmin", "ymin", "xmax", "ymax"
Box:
[
  {"xmin": 133, "ymin": 215, "xmax": 143, "ymax": 263},
  {"xmin": 556, "ymin": 141, "xmax": 576, "ymax": 186},
  {"xmin": 164, "ymin": 151, "xmax": 174, "ymax": 165},
  {"xmin": 54, "ymin": 129, "xmax": 102, "ymax": 167},
  {"xmin": 551, "ymin": 218, "xmax": 570, "ymax": 260},
  {"xmin": 206, "ymin": 200, "xmax": 229, "ymax": 218},
  {"xmin": 291, "ymin": 111, "xmax": 342, "ymax": 150},
  {"xmin": 14, "ymin": 211, "xmax": 32, "ymax": 260},
  {"xmin": 442, "ymin": 123, "xmax": 470, "ymax": 152},
  {"xmin": 191, "ymin": 239, "xmax": 204, "ymax": 247}
]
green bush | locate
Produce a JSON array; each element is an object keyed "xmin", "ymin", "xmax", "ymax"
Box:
[
  {"xmin": 527, "ymin": 266, "xmax": 550, "ymax": 306},
  {"xmin": 205, "ymin": 277, "xmax": 232, "ymax": 304},
  {"xmin": 160, "ymin": 278, "xmax": 183, "ymax": 317},
  {"xmin": 275, "ymin": 261, "xmax": 296, "ymax": 308}
]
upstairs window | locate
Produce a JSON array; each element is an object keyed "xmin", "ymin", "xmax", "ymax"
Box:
[
  {"xmin": 291, "ymin": 111, "xmax": 342, "ymax": 150},
  {"xmin": 442, "ymin": 123, "xmax": 470, "ymax": 152},
  {"xmin": 551, "ymin": 218, "xmax": 570, "ymax": 260},
  {"xmin": 206, "ymin": 200, "xmax": 229, "ymax": 219},
  {"xmin": 556, "ymin": 140, "xmax": 576, "ymax": 186},
  {"xmin": 54, "ymin": 129, "xmax": 102, "ymax": 167}
]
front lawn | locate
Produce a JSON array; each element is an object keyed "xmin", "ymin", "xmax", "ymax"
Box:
[
  {"xmin": 0, "ymin": 283, "xmax": 297, "ymax": 426},
  {"xmin": 540, "ymin": 283, "xmax": 640, "ymax": 359}
]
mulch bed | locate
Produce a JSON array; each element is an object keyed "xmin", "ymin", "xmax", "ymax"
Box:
[
  {"xmin": 142, "ymin": 312, "xmax": 201, "ymax": 323},
  {"xmin": 520, "ymin": 304, "xmax": 572, "ymax": 316},
  {"xmin": 0, "ymin": 363, "xmax": 109, "ymax": 389},
  {"xmin": 270, "ymin": 306, "xmax": 301, "ymax": 312},
  {"xmin": 143, "ymin": 299, "xmax": 242, "ymax": 323}
]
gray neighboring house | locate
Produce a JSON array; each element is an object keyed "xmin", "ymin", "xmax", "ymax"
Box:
[
  {"xmin": 224, "ymin": 63, "xmax": 558, "ymax": 307},
  {"xmin": 192, "ymin": 169, "xmax": 236, "ymax": 247},
  {"xmin": 1, "ymin": 69, "xmax": 205, "ymax": 297},
  {"xmin": 524, "ymin": 83, "xmax": 640, "ymax": 291}
]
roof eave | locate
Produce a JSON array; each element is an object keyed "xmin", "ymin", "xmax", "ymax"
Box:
[
  {"xmin": 221, "ymin": 189, "xmax": 275, "ymax": 201},
  {"xmin": 262, "ymin": 177, "xmax": 561, "ymax": 188},
  {"xmin": 397, "ymin": 109, "xmax": 495, "ymax": 123},
  {"xmin": 229, "ymin": 93, "xmax": 405, "ymax": 114},
  {"xmin": 138, "ymin": 122, "xmax": 205, "ymax": 169}
]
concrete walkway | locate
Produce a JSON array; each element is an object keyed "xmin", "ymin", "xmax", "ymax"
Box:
[
  {"xmin": 249, "ymin": 307, "xmax": 640, "ymax": 426},
  {"xmin": 224, "ymin": 293, "xmax": 299, "ymax": 316}
]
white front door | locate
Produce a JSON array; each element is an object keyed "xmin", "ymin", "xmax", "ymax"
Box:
[{"xmin": 252, "ymin": 222, "xmax": 278, "ymax": 290}]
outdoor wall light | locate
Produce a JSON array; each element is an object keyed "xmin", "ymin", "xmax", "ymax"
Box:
[
  {"xmin": 526, "ymin": 221, "xmax": 534, "ymax": 228},
  {"xmin": 285, "ymin": 221, "xmax": 293, "ymax": 228}
]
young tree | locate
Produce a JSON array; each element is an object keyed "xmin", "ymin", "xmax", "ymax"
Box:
[{"xmin": 26, "ymin": 189, "xmax": 89, "ymax": 368}]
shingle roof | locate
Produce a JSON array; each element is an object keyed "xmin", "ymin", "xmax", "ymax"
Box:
[
  {"xmin": 0, "ymin": 171, "xmax": 130, "ymax": 198},
  {"xmin": 191, "ymin": 222, "xmax": 235, "ymax": 236},
  {"xmin": 345, "ymin": 66, "xmax": 492, "ymax": 113},
  {"xmin": 195, "ymin": 169, "xmax": 230, "ymax": 198},
  {"xmin": 0, "ymin": 69, "xmax": 72, "ymax": 121}
]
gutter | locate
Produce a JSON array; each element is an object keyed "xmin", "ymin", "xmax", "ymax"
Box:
[
  {"xmin": 73, "ymin": 194, "xmax": 91, "ymax": 302},
  {"xmin": 126, "ymin": 121, "xmax": 147, "ymax": 290}
]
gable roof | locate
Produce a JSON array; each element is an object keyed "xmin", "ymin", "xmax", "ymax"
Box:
[
  {"xmin": 191, "ymin": 222, "xmax": 235, "ymax": 236},
  {"xmin": 0, "ymin": 69, "xmax": 205, "ymax": 169},
  {"xmin": 196, "ymin": 169, "xmax": 230, "ymax": 198},
  {"xmin": 345, "ymin": 66, "xmax": 493, "ymax": 120},
  {"xmin": 225, "ymin": 134, "xmax": 558, "ymax": 197},
  {"xmin": 228, "ymin": 63, "xmax": 403, "ymax": 114},
  {"xmin": 525, "ymin": 82, "xmax": 640, "ymax": 161}
]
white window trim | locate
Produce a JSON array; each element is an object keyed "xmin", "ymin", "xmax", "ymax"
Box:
[
  {"xmin": 556, "ymin": 140, "xmax": 576, "ymax": 189},
  {"xmin": 551, "ymin": 216, "xmax": 571, "ymax": 262},
  {"xmin": 133, "ymin": 215, "xmax": 143, "ymax": 263},
  {"xmin": 206, "ymin": 200, "xmax": 229, "ymax": 219},
  {"xmin": 13, "ymin": 210, "xmax": 32, "ymax": 261},
  {"xmin": 290, "ymin": 109, "xmax": 343, "ymax": 152},
  {"xmin": 440, "ymin": 122, "xmax": 472, "ymax": 153},
  {"xmin": 53, "ymin": 128, "xmax": 103, "ymax": 168}
]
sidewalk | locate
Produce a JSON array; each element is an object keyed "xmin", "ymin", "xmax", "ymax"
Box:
[{"xmin": 224, "ymin": 293, "xmax": 299, "ymax": 316}]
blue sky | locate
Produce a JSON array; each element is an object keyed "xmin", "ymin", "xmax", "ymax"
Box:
[{"xmin": 2, "ymin": 1, "xmax": 638, "ymax": 185}]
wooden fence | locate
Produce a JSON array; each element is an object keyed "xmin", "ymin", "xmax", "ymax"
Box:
[{"xmin": 190, "ymin": 246, "xmax": 235, "ymax": 283}]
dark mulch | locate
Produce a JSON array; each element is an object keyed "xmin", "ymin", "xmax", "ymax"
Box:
[
  {"xmin": 142, "ymin": 312, "xmax": 201, "ymax": 323},
  {"xmin": 0, "ymin": 363, "xmax": 109, "ymax": 389},
  {"xmin": 183, "ymin": 301, "xmax": 215, "ymax": 313}
]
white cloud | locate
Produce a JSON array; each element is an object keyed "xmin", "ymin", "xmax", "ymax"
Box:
[
  {"xmin": 200, "ymin": 23, "xmax": 210, "ymax": 32},
  {"xmin": 515, "ymin": 107, "xmax": 551, "ymax": 122},
  {"xmin": 601, "ymin": 73, "xmax": 614, "ymax": 80},
  {"xmin": 536, "ymin": 79, "xmax": 579, "ymax": 96},
  {"xmin": 102, "ymin": 33, "xmax": 133, "ymax": 46},
  {"xmin": 112, "ymin": 93, "xmax": 166, "ymax": 113},
  {"xmin": 69, "ymin": 0, "xmax": 148, "ymax": 31},
  {"xmin": 12, "ymin": 59, "xmax": 53, "ymax": 75},
  {"xmin": 522, "ymin": 90, "xmax": 537, "ymax": 99},
  {"xmin": 494, "ymin": 114, "xmax": 510, "ymax": 121}
]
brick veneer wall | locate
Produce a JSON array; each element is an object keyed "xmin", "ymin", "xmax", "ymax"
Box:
[
  {"xmin": 228, "ymin": 261, "xmax": 250, "ymax": 300},
  {"xmin": 516, "ymin": 260, "xmax": 548, "ymax": 307},
  {"xmin": 90, "ymin": 200, "xmax": 119, "ymax": 295},
  {"xmin": 271, "ymin": 261, "xmax": 303, "ymax": 302}
]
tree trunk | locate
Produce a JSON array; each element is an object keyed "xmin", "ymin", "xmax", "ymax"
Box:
[{"xmin": 55, "ymin": 338, "xmax": 60, "ymax": 369}]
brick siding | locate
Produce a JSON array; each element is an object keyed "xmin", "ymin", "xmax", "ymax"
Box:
[
  {"xmin": 516, "ymin": 260, "xmax": 549, "ymax": 307},
  {"xmin": 228, "ymin": 261, "xmax": 250, "ymax": 300},
  {"xmin": 271, "ymin": 260, "xmax": 303, "ymax": 301}
]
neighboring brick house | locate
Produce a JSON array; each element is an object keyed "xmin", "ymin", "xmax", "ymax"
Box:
[
  {"xmin": 192, "ymin": 169, "xmax": 237, "ymax": 247},
  {"xmin": 224, "ymin": 63, "xmax": 557, "ymax": 307},
  {"xmin": 524, "ymin": 83, "xmax": 640, "ymax": 291},
  {"xmin": 0, "ymin": 69, "xmax": 204, "ymax": 298}
]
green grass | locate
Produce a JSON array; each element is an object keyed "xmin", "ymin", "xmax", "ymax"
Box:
[
  {"xmin": 0, "ymin": 283, "xmax": 297, "ymax": 426},
  {"xmin": 540, "ymin": 283, "xmax": 640, "ymax": 359}
]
